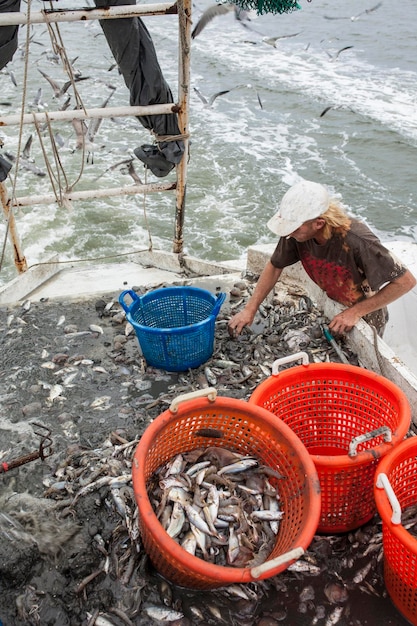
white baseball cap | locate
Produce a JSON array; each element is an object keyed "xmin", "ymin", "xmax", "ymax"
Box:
[{"xmin": 267, "ymin": 180, "xmax": 330, "ymax": 237}]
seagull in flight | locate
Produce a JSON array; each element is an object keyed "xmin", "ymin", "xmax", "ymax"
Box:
[
  {"xmin": 326, "ymin": 45, "xmax": 354, "ymax": 62},
  {"xmin": 38, "ymin": 69, "xmax": 90, "ymax": 98},
  {"xmin": 193, "ymin": 86, "xmax": 232, "ymax": 108},
  {"xmin": 319, "ymin": 104, "xmax": 355, "ymax": 118},
  {"xmin": 191, "ymin": 3, "xmax": 255, "ymax": 38},
  {"xmin": 262, "ymin": 32, "xmax": 301, "ymax": 47},
  {"xmin": 324, "ymin": 2, "xmax": 382, "ymax": 21}
]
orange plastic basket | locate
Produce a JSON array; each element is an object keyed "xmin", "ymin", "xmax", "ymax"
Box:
[
  {"xmin": 375, "ymin": 437, "xmax": 417, "ymax": 626},
  {"xmin": 132, "ymin": 388, "xmax": 321, "ymax": 589},
  {"xmin": 249, "ymin": 352, "xmax": 411, "ymax": 534}
]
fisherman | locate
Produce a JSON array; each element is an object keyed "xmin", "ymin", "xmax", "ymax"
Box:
[{"xmin": 228, "ymin": 180, "xmax": 416, "ymax": 338}]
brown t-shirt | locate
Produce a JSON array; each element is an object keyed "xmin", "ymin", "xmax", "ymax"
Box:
[{"xmin": 270, "ymin": 219, "xmax": 407, "ymax": 308}]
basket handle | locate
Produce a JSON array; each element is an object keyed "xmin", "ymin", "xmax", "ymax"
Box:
[
  {"xmin": 212, "ymin": 292, "xmax": 226, "ymax": 317},
  {"xmin": 348, "ymin": 425, "xmax": 392, "ymax": 457},
  {"xmin": 169, "ymin": 388, "xmax": 217, "ymax": 414},
  {"xmin": 118, "ymin": 289, "xmax": 140, "ymax": 313},
  {"xmin": 250, "ymin": 546, "xmax": 305, "ymax": 579},
  {"xmin": 376, "ymin": 472, "xmax": 402, "ymax": 525},
  {"xmin": 272, "ymin": 351, "xmax": 309, "ymax": 375}
]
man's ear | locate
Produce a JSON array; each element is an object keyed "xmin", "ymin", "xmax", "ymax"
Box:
[{"xmin": 315, "ymin": 217, "xmax": 326, "ymax": 229}]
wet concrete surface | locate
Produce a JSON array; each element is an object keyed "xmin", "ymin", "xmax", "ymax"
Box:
[{"xmin": 0, "ymin": 284, "xmax": 413, "ymax": 626}]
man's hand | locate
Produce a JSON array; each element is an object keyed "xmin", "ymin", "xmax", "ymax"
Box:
[
  {"xmin": 329, "ymin": 308, "xmax": 361, "ymax": 334},
  {"xmin": 228, "ymin": 308, "xmax": 255, "ymax": 337}
]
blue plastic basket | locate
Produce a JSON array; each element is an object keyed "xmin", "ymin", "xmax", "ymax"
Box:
[{"xmin": 118, "ymin": 287, "xmax": 226, "ymax": 371}]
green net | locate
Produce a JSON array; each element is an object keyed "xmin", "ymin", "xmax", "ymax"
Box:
[{"xmin": 233, "ymin": 0, "xmax": 301, "ymax": 16}]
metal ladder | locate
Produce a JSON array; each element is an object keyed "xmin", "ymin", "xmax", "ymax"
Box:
[{"xmin": 0, "ymin": 0, "xmax": 192, "ymax": 276}]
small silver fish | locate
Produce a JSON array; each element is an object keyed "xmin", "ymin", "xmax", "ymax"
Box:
[
  {"xmin": 166, "ymin": 501, "xmax": 185, "ymax": 538},
  {"xmin": 89, "ymin": 324, "xmax": 103, "ymax": 334},
  {"xmin": 142, "ymin": 606, "xmax": 184, "ymax": 621},
  {"xmin": 218, "ymin": 458, "xmax": 258, "ymax": 475},
  {"xmin": 181, "ymin": 530, "xmax": 197, "ymax": 555},
  {"xmin": 325, "ymin": 606, "xmax": 344, "ymax": 625},
  {"xmin": 353, "ymin": 561, "xmax": 372, "ymax": 583}
]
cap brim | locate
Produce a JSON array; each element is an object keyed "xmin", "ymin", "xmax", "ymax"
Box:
[{"xmin": 267, "ymin": 213, "xmax": 302, "ymax": 237}]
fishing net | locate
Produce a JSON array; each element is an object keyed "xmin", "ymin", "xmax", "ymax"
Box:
[{"xmin": 233, "ymin": 0, "xmax": 301, "ymax": 16}]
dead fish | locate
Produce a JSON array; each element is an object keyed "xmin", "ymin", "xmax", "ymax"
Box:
[
  {"xmin": 180, "ymin": 529, "xmax": 197, "ymax": 555},
  {"xmin": 287, "ymin": 560, "xmax": 321, "ymax": 575},
  {"xmin": 325, "ymin": 606, "xmax": 344, "ymax": 625},
  {"xmin": 125, "ymin": 321, "xmax": 134, "ymax": 337},
  {"xmin": 218, "ymin": 458, "xmax": 258, "ymax": 475},
  {"xmin": 89, "ymin": 324, "xmax": 103, "ymax": 334},
  {"xmin": 324, "ymin": 581, "xmax": 348, "ymax": 604},
  {"xmin": 353, "ymin": 561, "xmax": 372, "ymax": 583},
  {"xmin": 90, "ymin": 396, "xmax": 112, "ymax": 408},
  {"xmin": 184, "ymin": 503, "xmax": 217, "ymax": 537},
  {"xmin": 194, "ymin": 428, "xmax": 223, "ymax": 438},
  {"xmin": 166, "ymin": 501, "xmax": 186, "ymax": 538},
  {"xmin": 41, "ymin": 361, "xmax": 56, "ymax": 370},
  {"xmin": 204, "ymin": 366, "xmax": 217, "ymax": 386},
  {"xmin": 86, "ymin": 613, "xmax": 118, "ymax": 626},
  {"xmin": 142, "ymin": 606, "xmax": 184, "ymax": 621}
]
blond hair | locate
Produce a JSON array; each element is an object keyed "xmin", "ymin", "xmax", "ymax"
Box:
[{"xmin": 319, "ymin": 199, "xmax": 352, "ymax": 241}]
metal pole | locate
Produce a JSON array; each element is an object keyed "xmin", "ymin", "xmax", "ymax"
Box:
[
  {"xmin": 0, "ymin": 104, "xmax": 179, "ymax": 128},
  {"xmin": 0, "ymin": 3, "xmax": 177, "ymax": 27},
  {"xmin": 173, "ymin": 0, "xmax": 191, "ymax": 254},
  {"xmin": 12, "ymin": 181, "xmax": 176, "ymax": 208},
  {"xmin": 0, "ymin": 182, "xmax": 28, "ymax": 274}
]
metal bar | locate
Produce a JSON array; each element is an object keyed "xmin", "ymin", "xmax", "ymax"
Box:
[
  {"xmin": 12, "ymin": 181, "xmax": 176, "ymax": 208},
  {"xmin": 0, "ymin": 181, "xmax": 28, "ymax": 273},
  {"xmin": 0, "ymin": 104, "xmax": 180, "ymax": 128},
  {"xmin": 173, "ymin": 0, "xmax": 191, "ymax": 254},
  {"xmin": 0, "ymin": 3, "xmax": 177, "ymax": 27}
]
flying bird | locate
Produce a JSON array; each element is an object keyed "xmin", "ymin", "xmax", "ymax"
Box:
[
  {"xmin": 121, "ymin": 160, "xmax": 144, "ymax": 185},
  {"xmin": 193, "ymin": 86, "xmax": 232, "ymax": 108},
  {"xmin": 2, "ymin": 69, "xmax": 17, "ymax": 87},
  {"xmin": 191, "ymin": 4, "xmax": 254, "ymax": 38},
  {"xmin": 319, "ymin": 104, "xmax": 355, "ymax": 118},
  {"xmin": 22, "ymin": 135, "xmax": 33, "ymax": 161},
  {"xmin": 4, "ymin": 150, "xmax": 46, "ymax": 177},
  {"xmin": 326, "ymin": 45, "xmax": 354, "ymax": 62},
  {"xmin": 29, "ymin": 87, "xmax": 46, "ymax": 111},
  {"xmin": 86, "ymin": 89, "xmax": 115, "ymax": 146},
  {"xmin": 262, "ymin": 32, "xmax": 301, "ymax": 47},
  {"xmin": 71, "ymin": 88, "xmax": 115, "ymax": 163},
  {"xmin": 324, "ymin": 2, "xmax": 382, "ymax": 21},
  {"xmin": 71, "ymin": 116, "xmax": 90, "ymax": 152},
  {"xmin": 92, "ymin": 157, "xmax": 136, "ymax": 182},
  {"xmin": 38, "ymin": 69, "xmax": 90, "ymax": 98}
]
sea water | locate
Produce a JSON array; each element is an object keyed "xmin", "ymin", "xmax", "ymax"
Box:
[{"xmin": 0, "ymin": 0, "xmax": 416, "ymax": 285}]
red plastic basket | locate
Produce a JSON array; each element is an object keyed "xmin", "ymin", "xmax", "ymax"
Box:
[
  {"xmin": 249, "ymin": 352, "xmax": 411, "ymax": 534},
  {"xmin": 375, "ymin": 437, "xmax": 417, "ymax": 626},
  {"xmin": 132, "ymin": 389, "xmax": 321, "ymax": 589}
]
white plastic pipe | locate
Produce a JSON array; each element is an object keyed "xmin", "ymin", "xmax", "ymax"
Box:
[
  {"xmin": 0, "ymin": 3, "xmax": 177, "ymax": 27},
  {"xmin": 251, "ymin": 546, "xmax": 305, "ymax": 579}
]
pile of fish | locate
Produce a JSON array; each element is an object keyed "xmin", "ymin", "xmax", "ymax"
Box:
[
  {"xmin": 0, "ymin": 277, "xmax": 411, "ymax": 625},
  {"xmin": 148, "ymin": 447, "xmax": 284, "ymax": 568}
]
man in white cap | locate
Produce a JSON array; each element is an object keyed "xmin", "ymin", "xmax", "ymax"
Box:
[{"xmin": 228, "ymin": 180, "xmax": 416, "ymax": 337}]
